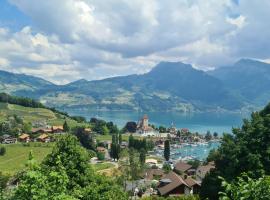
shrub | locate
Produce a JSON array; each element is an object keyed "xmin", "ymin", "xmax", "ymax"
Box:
[
  {"xmin": 97, "ymin": 152, "xmax": 105, "ymax": 160},
  {"xmin": 0, "ymin": 147, "xmax": 6, "ymax": 156}
]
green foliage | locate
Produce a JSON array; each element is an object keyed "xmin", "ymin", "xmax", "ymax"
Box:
[
  {"xmin": 201, "ymin": 102, "xmax": 270, "ymax": 199},
  {"xmin": 164, "ymin": 140, "xmax": 170, "ymax": 161},
  {"xmin": 205, "ymin": 131, "xmax": 212, "ymax": 141},
  {"xmin": 10, "ymin": 134, "xmax": 127, "ymax": 199},
  {"xmin": 97, "ymin": 152, "xmax": 105, "ymax": 161},
  {"xmin": 187, "ymin": 159, "xmax": 201, "ymax": 169},
  {"xmin": 22, "ymin": 122, "xmax": 32, "ymax": 133},
  {"xmin": 162, "ymin": 163, "xmax": 172, "ymax": 173},
  {"xmin": 111, "ymin": 133, "xmax": 121, "ymax": 161},
  {"xmin": 73, "ymin": 127, "xmax": 95, "ymax": 150},
  {"xmin": 63, "ymin": 121, "xmax": 70, "ymax": 132},
  {"xmin": 141, "ymin": 195, "xmax": 200, "ymax": 200},
  {"xmin": 88, "ymin": 150, "xmax": 97, "ymax": 158},
  {"xmin": 123, "ymin": 121, "xmax": 137, "ymax": 133},
  {"xmin": 139, "ymin": 149, "xmax": 146, "ymax": 167},
  {"xmin": 159, "ymin": 126, "xmax": 167, "ymax": 133},
  {"xmin": 128, "ymin": 135, "xmax": 154, "ymax": 151},
  {"xmin": 219, "ymin": 175, "xmax": 270, "ymax": 200},
  {"xmin": 0, "ymin": 171, "xmax": 9, "ymax": 193},
  {"xmin": 90, "ymin": 118, "xmax": 119, "ymax": 135},
  {"xmin": 0, "ymin": 147, "xmax": 6, "ymax": 156},
  {"xmin": 42, "ymin": 134, "xmax": 93, "ymax": 191}
]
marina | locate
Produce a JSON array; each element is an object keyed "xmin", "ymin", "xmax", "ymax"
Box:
[{"xmin": 152, "ymin": 141, "xmax": 220, "ymax": 162}]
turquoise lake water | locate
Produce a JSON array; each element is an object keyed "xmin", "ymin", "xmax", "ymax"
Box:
[{"xmin": 65, "ymin": 109, "xmax": 248, "ymax": 134}]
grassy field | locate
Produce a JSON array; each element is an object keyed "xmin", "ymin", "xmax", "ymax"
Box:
[
  {"xmin": 0, "ymin": 102, "xmax": 88, "ymax": 128},
  {"xmin": 0, "ymin": 143, "xmax": 53, "ymax": 175},
  {"xmin": 92, "ymin": 162, "xmax": 115, "ymax": 171},
  {"xmin": 96, "ymin": 134, "xmax": 140, "ymax": 142}
]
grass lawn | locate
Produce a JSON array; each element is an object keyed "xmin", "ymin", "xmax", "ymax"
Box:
[
  {"xmin": 0, "ymin": 143, "xmax": 53, "ymax": 175},
  {"xmin": 92, "ymin": 162, "xmax": 115, "ymax": 171},
  {"xmin": 96, "ymin": 134, "xmax": 139, "ymax": 142}
]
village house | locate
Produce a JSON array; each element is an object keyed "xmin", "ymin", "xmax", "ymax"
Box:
[
  {"xmin": 19, "ymin": 134, "xmax": 30, "ymax": 143},
  {"xmin": 196, "ymin": 162, "xmax": 215, "ymax": 182},
  {"xmin": 157, "ymin": 171, "xmax": 200, "ymax": 196},
  {"xmin": 174, "ymin": 161, "xmax": 192, "ymax": 174},
  {"xmin": 32, "ymin": 128, "xmax": 52, "ymax": 134},
  {"xmin": 37, "ymin": 134, "xmax": 51, "ymax": 143},
  {"xmin": 183, "ymin": 176, "xmax": 201, "ymax": 194},
  {"xmin": 1, "ymin": 134, "xmax": 17, "ymax": 144},
  {"xmin": 52, "ymin": 126, "xmax": 64, "ymax": 133}
]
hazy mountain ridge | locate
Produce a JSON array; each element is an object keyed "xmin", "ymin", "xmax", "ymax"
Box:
[{"xmin": 1, "ymin": 59, "xmax": 269, "ymax": 112}]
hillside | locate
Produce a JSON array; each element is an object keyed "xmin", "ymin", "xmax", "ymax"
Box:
[
  {"xmin": 209, "ymin": 59, "xmax": 270, "ymax": 106},
  {"xmin": 1, "ymin": 59, "xmax": 270, "ymax": 112},
  {"xmin": 0, "ymin": 102, "xmax": 86, "ymax": 128},
  {"xmin": 0, "ymin": 70, "xmax": 54, "ymax": 95},
  {"xmin": 20, "ymin": 62, "xmax": 243, "ymax": 112}
]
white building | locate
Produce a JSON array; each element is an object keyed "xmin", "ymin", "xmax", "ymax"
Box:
[{"xmin": 136, "ymin": 114, "xmax": 159, "ymax": 136}]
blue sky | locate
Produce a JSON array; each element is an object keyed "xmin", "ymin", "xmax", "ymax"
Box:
[
  {"xmin": 0, "ymin": 0, "xmax": 269, "ymax": 84},
  {"xmin": 0, "ymin": 1, "xmax": 31, "ymax": 30}
]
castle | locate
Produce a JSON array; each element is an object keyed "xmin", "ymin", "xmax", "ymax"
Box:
[{"xmin": 136, "ymin": 114, "xmax": 158, "ymax": 136}]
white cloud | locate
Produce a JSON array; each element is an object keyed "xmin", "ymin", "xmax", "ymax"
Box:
[{"xmin": 0, "ymin": 0, "xmax": 269, "ymax": 83}]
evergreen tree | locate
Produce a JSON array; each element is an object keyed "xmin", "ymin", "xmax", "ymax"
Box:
[
  {"xmin": 139, "ymin": 149, "xmax": 146, "ymax": 167},
  {"xmin": 164, "ymin": 140, "xmax": 170, "ymax": 161},
  {"xmin": 63, "ymin": 121, "xmax": 70, "ymax": 132}
]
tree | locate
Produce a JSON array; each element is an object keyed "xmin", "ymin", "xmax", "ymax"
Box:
[
  {"xmin": 164, "ymin": 140, "xmax": 170, "ymax": 161},
  {"xmin": 119, "ymin": 132, "xmax": 122, "ymax": 145},
  {"xmin": 159, "ymin": 126, "xmax": 167, "ymax": 133},
  {"xmin": 187, "ymin": 159, "xmax": 201, "ymax": 169},
  {"xmin": 63, "ymin": 121, "xmax": 70, "ymax": 132},
  {"xmin": 73, "ymin": 127, "xmax": 95, "ymax": 150},
  {"xmin": 162, "ymin": 163, "xmax": 172, "ymax": 173},
  {"xmin": 0, "ymin": 171, "xmax": 9, "ymax": 197},
  {"xmin": 13, "ymin": 134, "xmax": 128, "ymax": 199},
  {"xmin": 205, "ymin": 131, "xmax": 212, "ymax": 141},
  {"xmin": 97, "ymin": 152, "xmax": 105, "ymax": 160},
  {"xmin": 12, "ymin": 153, "xmax": 73, "ymax": 200},
  {"xmin": 139, "ymin": 149, "xmax": 146, "ymax": 167},
  {"xmin": 220, "ymin": 175, "xmax": 270, "ymax": 200},
  {"xmin": 0, "ymin": 147, "xmax": 6, "ymax": 156},
  {"xmin": 213, "ymin": 132, "xmax": 218, "ymax": 138},
  {"xmin": 123, "ymin": 121, "xmax": 137, "ymax": 133},
  {"xmin": 201, "ymin": 102, "xmax": 270, "ymax": 199}
]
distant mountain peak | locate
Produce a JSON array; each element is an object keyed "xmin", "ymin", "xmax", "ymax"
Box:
[
  {"xmin": 149, "ymin": 61, "xmax": 193, "ymax": 75},
  {"xmin": 235, "ymin": 58, "xmax": 267, "ymax": 66}
]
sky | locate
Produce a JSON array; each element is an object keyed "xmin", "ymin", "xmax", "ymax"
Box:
[{"xmin": 0, "ymin": 0, "xmax": 269, "ymax": 84}]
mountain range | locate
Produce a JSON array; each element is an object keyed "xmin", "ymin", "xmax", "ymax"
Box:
[{"xmin": 1, "ymin": 59, "xmax": 270, "ymax": 112}]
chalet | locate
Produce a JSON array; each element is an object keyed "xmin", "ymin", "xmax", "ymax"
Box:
[
  {"xmin": 174, "ymin": 161, "xmax": 192, "ymax": 174},
  {"xmin": 1, "ymin": 134, "xmax": 17, "ymax": 144},
  {"xmin": 196, "ymin": 162, "xmax": 215, "ymax": 181},
  {"xmin": 183, "ymin": 176, "xmax": 201, "ymax": 194},
  {"xmin": 19, "ymin": 134, "xmax": 30, "ymax": 143},
  {"xmin": 157, "ymin": 171, "xmax": 201, "ymax": 196},
  {"xmin": 158, "ymin": 171, "xmax": 190, "ymax": 196},
  {"xmin": 52, "ymin": 126, "xmax": 64, "ymax": 133},
  {"xmin": 32, "ymin": 128, "xmax": 52, "ymax": 134},
  {"xmin": 37, "ymin": 134, "xmax": 51, "ymax": 143}
]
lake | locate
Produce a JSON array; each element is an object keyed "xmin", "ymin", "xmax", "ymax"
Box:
[{"xmin": 65, "ymin": 109, "xmax": 248, "ymax": 134}]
